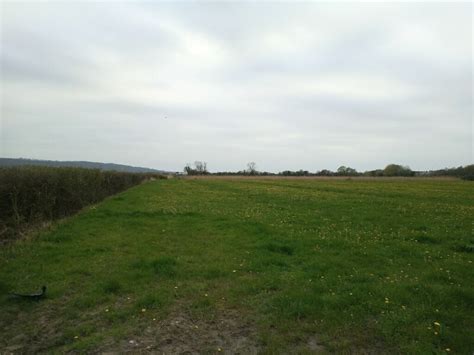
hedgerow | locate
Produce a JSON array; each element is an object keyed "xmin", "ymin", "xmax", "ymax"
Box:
[{"xmin": 0, "ymin": 166, "xmax": 166, "ymax": 242}]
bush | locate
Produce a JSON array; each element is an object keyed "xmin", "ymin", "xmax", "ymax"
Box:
[{"xmin": 0, "ymin": 166, "xmax": 165, "ymax": 243}]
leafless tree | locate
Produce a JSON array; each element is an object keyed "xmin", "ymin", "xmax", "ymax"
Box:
[
  {"xmin": 183, "ymin": 161, "xmax": 208, "ymax": 175},
  {"xmin": 246, "ymin": 162, "xmax": 257, "ymax": 175},
  {"xmin": 194, "ymin": 161, "xmax": 208, "ymax": 174}
]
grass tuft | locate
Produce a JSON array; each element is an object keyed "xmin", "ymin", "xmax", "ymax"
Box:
[
  {"xmin": 101, "ymin": 280, "xmax": 123, "ymax": 294},
  {"xmin": 265, "ymin": 242, "xmax": 294, "ymax": 255}
]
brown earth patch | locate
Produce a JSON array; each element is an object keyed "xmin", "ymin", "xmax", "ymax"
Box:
[
  {"xmin": 1, "ymin": 299, "xmax": 328, "ymax": 354},
  {"xmin": 99, "ymin": 309, "xmax": 261, "ymax": 354},
  {"xmin": 0, "ymin": 303, "xmax": 67, "ymax": 353}
]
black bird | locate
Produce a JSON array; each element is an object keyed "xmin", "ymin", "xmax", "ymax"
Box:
[{"xmin": 10, "ymin": 286, "xmax": 46, "ymax": 301}]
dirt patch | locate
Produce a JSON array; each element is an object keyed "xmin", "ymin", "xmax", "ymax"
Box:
[
  {"xmin": 102, "ymin": 309, "xmax": 261, "ymax": 354},
  {"xmin": 1, "ymin": 299, "xmax": 327, "ymax": 353},
  {"xmin": 0, "ymin": 303, "xmax": 67, "ymax": 353},
  {"xmin": 307, "ymin": 335, "xmax": 325, "ymax": 352}
]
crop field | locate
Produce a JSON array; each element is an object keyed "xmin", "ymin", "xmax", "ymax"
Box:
[{"xmin": 0, "ymin": 178, "xmax": 473, "ymax": 353}]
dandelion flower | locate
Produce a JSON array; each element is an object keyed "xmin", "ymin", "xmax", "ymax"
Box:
[
  {"xmin": 434, "ymin": 321, "xmax": 441, "ymax": 326},
  {"xmin": 142, "ymin": 308, "xmax": 146, "ymax": 312}
]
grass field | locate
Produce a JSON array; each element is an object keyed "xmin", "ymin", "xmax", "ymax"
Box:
[{"xmin": 0, "ymin": 178, "xmax": 473, "ymax": 353}]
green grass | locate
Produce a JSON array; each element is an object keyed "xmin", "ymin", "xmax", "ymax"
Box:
[{"xmin": 0, "ymin": 178, "xmax": 473, "ymax": 353}]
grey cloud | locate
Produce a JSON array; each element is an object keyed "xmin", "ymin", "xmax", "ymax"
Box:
[{"xmin": 0, "ymin": 2, "xmax": 471, "ymax": 172}]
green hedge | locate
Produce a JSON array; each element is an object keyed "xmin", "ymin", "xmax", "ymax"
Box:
[{"xmin": 0, "ymin": 166, "xmax": 166, "ymax": 243}]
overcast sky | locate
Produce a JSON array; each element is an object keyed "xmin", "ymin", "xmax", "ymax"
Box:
[{"xmin": 0, "ymin": 1, "xmax": 472, "ymax": 172}]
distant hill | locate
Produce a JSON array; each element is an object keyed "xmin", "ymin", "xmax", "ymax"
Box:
[{"xmin": 0, "ymin": 158, "xmax": 170, "ymax": 174}]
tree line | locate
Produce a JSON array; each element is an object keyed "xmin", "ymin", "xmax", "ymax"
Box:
[{"xmin": 183, "ymin": 162, "xmax": 474, "ymax": 180}]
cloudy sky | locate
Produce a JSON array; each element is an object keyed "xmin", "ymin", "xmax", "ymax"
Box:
[{"xmin": 0, "ymin": 1, "xmax": 472, "ymax": 172}]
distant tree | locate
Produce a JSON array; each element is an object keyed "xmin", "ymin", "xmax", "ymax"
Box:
[
  {"xmin": 194, "ymin": 161, "xmax": 208, "ymax": 175},
  {"xmin": 337, "ymin": 166, "xmax": 347, "ymax": 175},
  {"xmin": 337, "ymin": 166, "xmax": 358, "ymax": 176},
  {"xmin": 184, "ymin": 161, "xmax": 209, "ymax": 175},
  {"xmin": 346, "ymin": 167, "xmax": 357, "ymax": 176},
  {"xmin": 246, "ymin": 162, "xmax": 257, "ymax": 175},
  {"xmin": 316, "ymin": 169, "xmax": 334, "ymax": 176},
  {"xmin": 425, "ymin": 165, "xmax": 474, "ymax": 180},
  {"xmin": 184, "ymin": 163, "xmax": 195, "ymax": 175},
  {"xmin": 383, "ymin": 164, "xmax": 414, "ymax": 177},
  {"xmin": 363, "ymin": 169, "xmax": 384, "ymax": 177},
  {"xmin": 459, "ymin": 165, "xmax": 474, "ymax": 180},
  {"xmin": 295, "ymin": 169, "xmax": 309, "ymax": 176},
  {"xmin": 278, "ymin": 169, "xmax": 312, "ymax": 176}
]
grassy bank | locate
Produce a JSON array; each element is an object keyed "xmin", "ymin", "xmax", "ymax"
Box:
[
  {"xmin": 0, "ymin": 178, "xmax": 473, "ymax": 353},
  {"xmin": 0, "ymin": 166, "xmax": 166, "ymax": 243}
]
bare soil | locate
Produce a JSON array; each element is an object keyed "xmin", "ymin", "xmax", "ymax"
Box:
[{"xmin": 100, "ymin": 309, "xmax": 262, "ymax": 354}]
